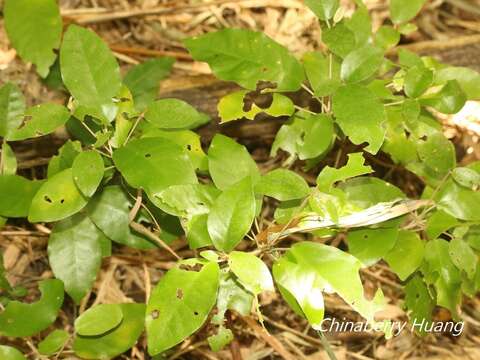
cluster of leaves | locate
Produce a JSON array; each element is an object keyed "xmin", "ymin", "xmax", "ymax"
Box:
[{"xmin": 1, "ymin": 0, "xmax": 480, "ymax": 358}]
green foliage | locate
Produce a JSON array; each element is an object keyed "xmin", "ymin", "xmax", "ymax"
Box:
[
  {"xmin": 75, "ymin": 304, "xmax": 124, "ymax": 336},
  {"xmin": 123, "ymin": 58, "xmax": 175, "ymax": 111},
  {"xmin": 73, "ymin": 303, "xmax": 146, "ymax": 359},
  {"xmin": 38, "ymin": 329, "xmax": 69, "ymax": 356},
  {"xmin": 4, "ymin": 0, "xmax": 62, "ymax": 77},
  {"xmin": 146, "ymin": 262, "xmax": 219, "ymax": 355},
  {"xmin": 2, "ymin": 0, "xmax": 480, "ymax": 356},
  {"xmin": 0, "ymin": 345, "xmax": 26, "ymax": 360},
  {"xmin": 185, "ymin": 29, "xmax": 305, "ymax": 91},
  {"xmin": 48, "ymin": 214, "xmax": 105, "ymax": 303},
  {"xmin": 0, "ymin": 279, "xmax": 64, "ymax": 337}
]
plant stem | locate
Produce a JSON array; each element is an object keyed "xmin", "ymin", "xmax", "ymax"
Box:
[{"xmin": 317, "ymin": 331, "xmax": 338, "ymax": 360}]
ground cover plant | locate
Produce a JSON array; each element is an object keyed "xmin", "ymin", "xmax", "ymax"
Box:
[{"xmin": 1, "ymin": 0, "xmax": 480, "ymax": 358}]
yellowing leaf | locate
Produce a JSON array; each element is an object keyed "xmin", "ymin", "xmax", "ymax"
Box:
[{"xmin": 218, "ymin": 90, "xmax": 294, "ymax": 123}]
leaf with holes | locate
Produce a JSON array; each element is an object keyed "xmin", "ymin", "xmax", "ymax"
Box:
[
  {"xmin": 6, "ymin": 103, "xmax": 70, "ymax": 141},
  {"xmin": 29, "ymin": 168, "xmax": 88, "ymax": 222},
  {"xmin": 113, "ymin": 137, "xmax": 197, "ymax": 196},
  {"xmin": 218, "ymin": 90, "xmax": 295, "ymax": 123},
  {"xmin": 332, "ymin": 84, "xmax": 386, "ymax": 154},
  {"xmin": 185, "ymin": 29, "xmax": 305, "ymax": 91},
  {"xmin": 0, "ymin": 279, "xmax": 64, "ymax": 337},
  {"xmin": 48, "ymin": 213, "xmax": 105, "ymax": 303},
  {"xmin": 146, "ymin": 262, "xmax": 219, "ymax": 356}
]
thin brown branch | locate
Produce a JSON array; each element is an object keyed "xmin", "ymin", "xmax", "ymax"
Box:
[{"xmin": 129, "ymin": 221, "xmax": 181, "ymax": 260}]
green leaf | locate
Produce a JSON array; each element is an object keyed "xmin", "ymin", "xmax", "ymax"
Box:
[
  {"xmin": 339, "ymin": 177, "xmax": 405, "ymax": 208},
  {"xmin": 422, "ymin": 239, "xmax": 462, "ymax": 316},
  {"xmin": 146, "ymin": 262, "xmax": 220, "ymax": 356},
  {"xmin": 404, "ymin": 275, "xmax": 434, "ymax": 335},
  {"xmin": 229, "ymin": 251, "xmax": 274, "ymax": 295},
  {"xmin": 124, "ymin": 58, "xmax": 175, "ymax": 111},
  {"xmin": 1, "ymin": 142, "xmax": 17, "ymax": 175},
  {"xmin": 345, "ymin": 5, "xmax": 372, "ymax": 47},
  {"xmin": 185, "ymin": 29, "xmax": 305, "ymax": 91},
  {"xmin": 448, "ymin": 238, "xmax": 477, "ymax": 280},
  {"xmin": 435, "ymin": 66, "xmax": 480, "ymax": 100},
  {"xmin": 404, "ymin": 66, "xmax": 433, "ymax": 98},
  {"xmin": 0, "ymin": 345, "xmax": 26, "ymax": 360},
  {"xmin": 113, "ymin": 137, "xmax": 197, "ymax": 195},
  {"xmin": 145, "ymin": 99, "xmax": 210, "ymax": 130},
  {"xmin": 186, "ymin": 214, "xmax": 213, "ymax": 249},
  {"xmin": 420, "ymin": 80, "xmax": 467, "ymax": 114},
  {"xmin": 208, "ymin": 326, "xmax": 234, "ymax": 352},
  {"xmin": 390, "ymin": 0, "xmax": 427, "ymax": 24},
  {"xmin": 29, "ymin": 168, "xmax": 88, "ymax": 222},
  {"xmin": 212, "ymin": 270, "xmax": 254, "ymax": 324},
  {"xmin": 332, "ymin": 84, "xmax": 386, "ymax": 154},
  {"xmin": 273, "ymin": 242, "xmax": 386, "ymax": 329},
  {"xmin": 207, "ymin": 177, "xmax": 256, "ymax": 252},
  {"xmin": 38, "ymin": 330, "xmax": 69, "ymax": 356},
  {"xmin": 322, "ymin": 22, "xmax": 356, "ymax": 58},
  {"xmin": 305, "ymin": 0, "xmax": 339, "ymax": 20},
  {"xmin": 75, "ymin": 304, "xmax": 124, "ymax": 336},
  {"xmin": 384, "ymin": 230, "xmax": 424, "ymax": 281},
  {"xmin": 218, "ymin": 90, "xmax": 294, "ymax": 123},
  {"xmin": 47, "ymin": 140, "xmax": 83, "ymax": 177},
  {"xmin": 452, "ymin": 167, "xmax": 480, "ymax": 190},
  {"xmin": 317, "ymin": 153, "xmax": 373, "ymax": 191},
  {"xmin": 0, "ymin": 175, "xmax": 44, "ymax": 217},
  {"xmin": 410, "ymin": 132, "xmax": 456, "ymax": 184},
  {"xmin": 426, "ymin": 210, "xmax": 459, "ymax": 240},
  {"xmin": 0, "ymin": 83, "xmax": 26, "ymax": 139},
  {"xmin": 48, "ymin": 213, "xmax": 105, "ymax": 303},
  {"xmin": 73, "ymin": 303, "xmax": 146, "ymax": 360},
  {"xmin": 4, "ymin": 0, "xmax": 62, "ymax": 77},
  {"xmin": 0, "ymin": 279, "xmax": 64, "ymax": 337},
  {"xmin": 72, "ymin": 150, "xmax": 104, "ymax": 197},
  {"xmin": 341, "ymin": 45, "xmax": 383, "ymax": 83},
  {"xmin": 271, "ymin": 115, "xmax": 334, "ymax": 161},
  {"xmin": 60, "ymin": 25, "xmax": 121, "ymax": 120},
  {"xmin": 348, "ymin": 227, "xmax": 399, "ymax": 266},
  {"xmin": 303, "ymin": 52, "xmax": 341, "ymax": 97},
  {"xmin": 375, "ymin": 25, "xmax": 400, "ymax": 50},
  {"xmin": 141, "ymin": 127, "xmax": 208, "ymax": 171},
  {"xmin": 297, "ymin": 114, "xmax": 335, "ymax": 160},
  {"xmin": 6, "ymin": 103, "xmax": 70, "ymax": 141},
  {"xmin": 208, "ymin": 134, "xmax": 259, "ymax": 190},
  {"xmin": 437, "ymin": 179, "xmax": 480, "ymax": 221},
  {"xmin": 87, "ymin": 186, "xmax": 156, "ymax": 249},
  {"xmin": 255, "ymin": 169, "xmax": 310, "ymax": 201},
  {"xmin": 152, "ymin": 183, "xmax": 220, "ymax": 219}
]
